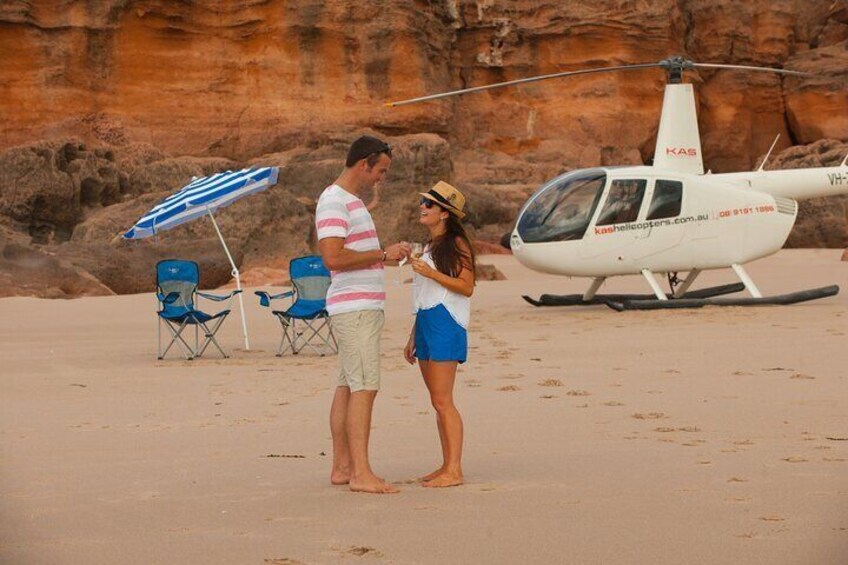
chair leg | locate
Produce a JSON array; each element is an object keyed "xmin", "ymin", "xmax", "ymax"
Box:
[
  {"xmin": 160, "ymin": 318, "xmax": 195, "ymax": 360},
  {"xmin": 290, "ymin": 319, "xmax": 301, "ymax": 355},
  {"xmin": 290, "ymin": 317, "xmax": 338, "ymax": 356},
  {"xmin": 196, "ymin": 316, "xmax": 229, "ymax": 358},
  {"xmin": 274, "ymin": 314, "xmax": 294, "ymax": 357},
  {"xmin": 298, "ymin": 319, "xmax": 330, "ymax": 356}
]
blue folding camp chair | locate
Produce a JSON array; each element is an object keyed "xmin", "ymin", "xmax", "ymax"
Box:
[
  {"xmin": 255, "ymin": 255, "xmax": 338, "ymax": 356},
  {"xmin": 156, "ymin": 259, "xmax": 242, "ymax": 360}
]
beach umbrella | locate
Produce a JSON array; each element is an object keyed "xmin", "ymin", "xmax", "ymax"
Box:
[{"xmin": 123, "ymin": 167, "xmax": 280, "ymax": 350}]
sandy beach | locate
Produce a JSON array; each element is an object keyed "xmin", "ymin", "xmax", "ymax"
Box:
[{"xmin": 1, "ymin": 249, "xmax": 847, "ymax": 564}]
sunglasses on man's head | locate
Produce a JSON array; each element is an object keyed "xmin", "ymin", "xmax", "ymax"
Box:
[{"xmin": 368, "ymin": 143, "xmax": 392, "ymax": 159}]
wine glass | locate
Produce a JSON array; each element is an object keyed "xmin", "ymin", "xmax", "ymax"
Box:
[{"xmin": 410, "ymin": 242, "xmax": 424, "ymax": 260}]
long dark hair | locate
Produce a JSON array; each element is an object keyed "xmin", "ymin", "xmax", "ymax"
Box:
[{"xmin": 429, "ymin": 211, "xmax": 476, "ymax": 281}]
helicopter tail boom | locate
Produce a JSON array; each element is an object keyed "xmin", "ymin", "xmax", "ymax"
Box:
[{"xmin": 716, "ymin": 165, "xmax": 848, "ymax": 201}]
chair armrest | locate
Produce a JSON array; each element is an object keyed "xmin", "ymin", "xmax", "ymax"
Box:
[
  {"xmin": 198, "ymin": 289, "xmax": 242, "ymax": 302},
  {"xmin": 157, "ymin": 291, "xmax": 182, "ymax": 304},
  {"xmin": 255, "ymin": 290, "xmax": 294, "ymax": 308}
]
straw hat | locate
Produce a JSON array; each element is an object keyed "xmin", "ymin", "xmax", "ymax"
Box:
[{"xmin": 420, "ymin": 181, "xmax": 466, "ymax": 219}]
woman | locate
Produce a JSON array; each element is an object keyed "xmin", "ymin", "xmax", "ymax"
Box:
[{"xmin": 404, "ymin": 181, "xmax": 476, "ymax": 488}]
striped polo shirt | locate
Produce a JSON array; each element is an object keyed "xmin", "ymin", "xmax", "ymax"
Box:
[{"xmin": 315, "ymin": 184, "xmax": 386, "ymax": 316}]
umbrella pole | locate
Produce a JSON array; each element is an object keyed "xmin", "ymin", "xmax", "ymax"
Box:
[{"xmin": 207, "ymin": 210, "xmax": 250, "ymax": 350}]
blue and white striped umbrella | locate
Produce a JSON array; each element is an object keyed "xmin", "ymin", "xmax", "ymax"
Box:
[
  {"xmin": 124, "ymin": 167, "xmax": 279, "ymax": 239},
  {"xmin": 124, "ymin": 166, "xmax": 280, "ymax": 350}
]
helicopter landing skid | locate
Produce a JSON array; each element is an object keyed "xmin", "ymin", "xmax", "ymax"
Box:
[
  {"xmin": 521, "ymin": 282, "xmax": 746, "ymax": 307},
  {"xmin": 603, "ymin": 285, "xmax": 839, "ymax": 311}
]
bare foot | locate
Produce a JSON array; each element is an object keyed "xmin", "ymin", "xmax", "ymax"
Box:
[
  {"xmin": 330, "ymin": 466, "xmax": 351, "ymax": 485},
  {"xmin": 350, "ymin": 477, "xmax": 399, "ymax": 494},
  {"xmin": 418, "ymin": 467, "xmax": 446, "ymax": 482},
  {"xmin": 330, "ymin": 472, "xmax": 350, "ymax": 485},
  {"xmin": 422, "ymin": 473, "xmax": 463, "ymax": 488}
]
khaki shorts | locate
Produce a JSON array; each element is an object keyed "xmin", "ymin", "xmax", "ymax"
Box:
[{"xmin": 330, "ymin": 310, "xmax": 385, "ymax": 392}]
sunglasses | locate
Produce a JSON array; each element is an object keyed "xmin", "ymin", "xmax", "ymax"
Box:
[
  {"xmin": 367, "ymin": 143, "xmax": 392, "ymax": 160},
  {"xmin": 420, "ymin": 197, "xmax": 440, "ymax": 209}
]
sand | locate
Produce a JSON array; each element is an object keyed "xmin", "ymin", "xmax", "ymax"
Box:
[{"xmin": 1, "ymin": 249, "xmax": 847, "ymax": 564}]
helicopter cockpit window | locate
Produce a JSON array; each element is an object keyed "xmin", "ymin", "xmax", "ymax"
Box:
[
  {"xmin": 646, "ymin": 179, "xmax": 683, "ymax": 220},
  {"xmin": 595, "ymin": 179, "xmax": 647, "ymax": 226},
  {"xmin": 516, "ymin": 171, "xmax": 606, "ymax": 243}
]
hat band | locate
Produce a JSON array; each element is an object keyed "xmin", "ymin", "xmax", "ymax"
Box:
[{"xmin": 425, "ymin": 189, "xmax": 460, "ymax": 212}]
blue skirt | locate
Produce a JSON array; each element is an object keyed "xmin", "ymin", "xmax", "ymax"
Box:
[{"xmin": 414, "ymin": 304, "xmax": 467, "ymax": 364}]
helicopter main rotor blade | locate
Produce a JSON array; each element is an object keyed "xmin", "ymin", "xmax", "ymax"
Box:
[
  {"xmin": 385, "ymin": 62, "xmax": 661, "ymax": 107},
  {"xmin": 385, "ymin": 57, "xmax": 816, "ymax": 108},
  {"xmin": 693, "ymin": 63, "xmax": 813, "ymax": 77}
]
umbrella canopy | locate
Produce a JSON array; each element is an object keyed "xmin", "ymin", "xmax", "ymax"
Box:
[
  {"xmin": 124, "ymin": 167, "xmax": 280, "ymax": 350},
  {"xmin": 124, "ymin": 167, "xmax": 279, "ymax": 239}
]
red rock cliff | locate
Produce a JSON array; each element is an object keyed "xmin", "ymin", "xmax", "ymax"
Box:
[{"xmin": 0, "ymin": 1, "xmax": 846, "ymax": 297}]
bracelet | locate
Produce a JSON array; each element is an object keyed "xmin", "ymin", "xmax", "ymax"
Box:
[{"xmin": 381, "ymin": 249, "xmax": 387, "ymax": 262}]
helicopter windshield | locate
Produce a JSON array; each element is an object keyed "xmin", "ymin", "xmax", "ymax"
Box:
[{"xmin": 516, "ymin": 170, "xmax": 606, "ymax": 243}]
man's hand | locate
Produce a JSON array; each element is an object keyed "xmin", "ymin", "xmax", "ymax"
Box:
[{"xmin": 385, "ymin": 242, "xmax": 411, "ymax": 262}]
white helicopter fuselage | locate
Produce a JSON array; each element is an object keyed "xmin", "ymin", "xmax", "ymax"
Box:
[
  {"xmin": 510, "ymin": 80, "xmax": 847, "ymax": 280},
  {"xmin": 510, "ymin": 164, "xmax": 846, "ymax": 277}
]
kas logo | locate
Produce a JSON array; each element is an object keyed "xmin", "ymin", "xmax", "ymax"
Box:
[{"xmin": 666, "ymin": 147, "xmax": 698, "ymax": 156}]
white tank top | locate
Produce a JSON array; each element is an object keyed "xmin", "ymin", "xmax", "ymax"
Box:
[{"xmin": 412, "ymin": 248, "xmax": 471, "ymax": 329}]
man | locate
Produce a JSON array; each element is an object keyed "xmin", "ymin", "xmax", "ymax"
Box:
[{"xmin": 315, "ymin": 136, "xmax": 410, "ymax": 494}]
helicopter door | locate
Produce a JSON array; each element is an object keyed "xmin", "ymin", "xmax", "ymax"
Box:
[
  {"xmin": 580, "ymin": 178, "xmax": 648, "ymax": 259},
  {"xmin": 631, "ymin": 179, "xmax": 687, "ymax": 260}
]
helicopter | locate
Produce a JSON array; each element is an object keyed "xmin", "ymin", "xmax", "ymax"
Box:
[{"xmin": 386, "ymin": 56, "xmax": 848, "ymax": 310}]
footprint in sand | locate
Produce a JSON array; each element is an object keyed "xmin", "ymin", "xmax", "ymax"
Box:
[
  {"xmin": 566, "ymin": 390, "xmax": 591, "ymax": 396},
  {"xmin": 539, "ymin": 394, "xmax": 557, "ymax": 399},
  {"xmin": 497, "ymin": 385, "xmax": 520, "ymax": 392},
  {"xmin": 759, "ymin": 515, "xmax": 786, "ymax": 522},
  {"xmin": 265, "ymin": 559, "xmax": 304, "ymax": 565},
  {"xmin": 603, "ymin": 401, "xmax": 625, "ymax": 407},
  {"xmin": 632, "ymin": 412, "xmax": 666, "ymax": 419},
  {"xmin": 782, "ymin": 456, "xmax": 808, "ymax": 463},
  {"xmin": 346, "ymin": 546, "xmax": 383, "ymax": 558},
  {"xmin": 790, "ymin": 373, "xmax": 816, "ymax": 380},
  {"xmin": 681, "ymin": 440, "xmax": 707, "ymax": 447},
  {"xmin": 538, "ymin": 378, "xmax": 563, "ymax": 387},
  {"xmin": 498, "ymin": 374, "xmax": 525, "ymax": 381}
]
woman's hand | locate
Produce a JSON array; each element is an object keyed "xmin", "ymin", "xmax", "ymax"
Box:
[
  {"xmin": 410, "ymin": 258, "xmax": 438, "ymax": 280},
  {"xmin": 403, "ymin": 336, "xmax": 417, "ymax": 365}
]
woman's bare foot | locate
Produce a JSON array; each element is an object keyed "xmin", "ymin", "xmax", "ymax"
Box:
[
  {"xmin": 422, "ymin": 472, "xmax": 463, "ymax": 488},
  {"xmin": 418, "ymin": 467, "xmax": 446, "ymax": 482},
  {"xmin": 350, "ymin": 476, "xmax": 399, "ymax": 494}
]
